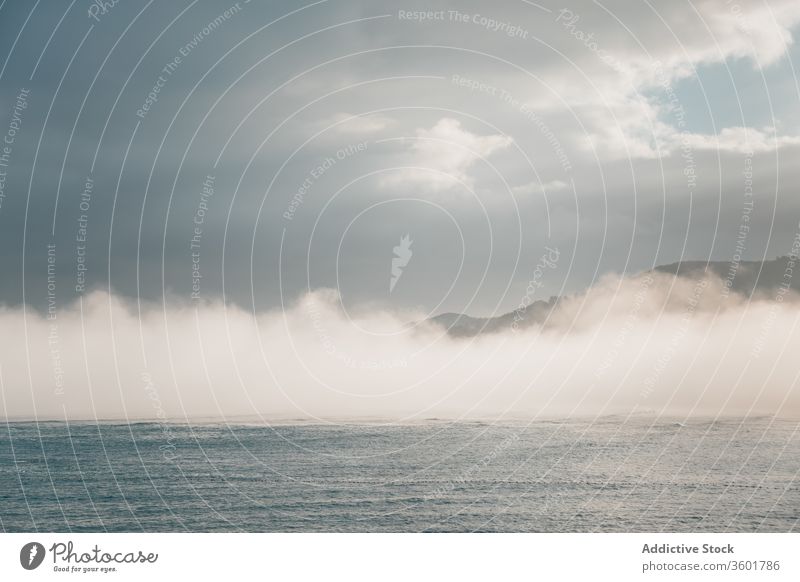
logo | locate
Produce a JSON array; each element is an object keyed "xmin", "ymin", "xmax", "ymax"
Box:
[
  {"xmin": 390, "ymin": 234, "xmax": 413, "ymax": 292},
  {"xmin": 87, "ymin": 0, "xmax": 121, "ymax": 23},
  {"xmin": 20, "ymin": 542, "xmax": 45, "ymax": 570}
]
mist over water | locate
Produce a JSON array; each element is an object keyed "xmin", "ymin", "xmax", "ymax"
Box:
[{"xmin": 2, "ymin": 271, "xmax": 798, "ymax": 422}]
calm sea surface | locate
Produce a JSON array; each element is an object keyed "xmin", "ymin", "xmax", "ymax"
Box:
[{"xmin": 1, "ymin": 418, "xmax": 797, "ymax": 532}]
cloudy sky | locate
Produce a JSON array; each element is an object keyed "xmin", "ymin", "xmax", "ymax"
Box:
[
  {"xmin": 3, "ymin": 0, "xmax": 800, "ymax": 421},
  {"xmin": 1, "ymin": 0, "xmax": 800, "ymax": 318}
]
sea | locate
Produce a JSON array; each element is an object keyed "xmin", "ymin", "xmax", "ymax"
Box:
[{"xmin": 1, "ymin": 417, "xmax": 797, "ymax": 532}]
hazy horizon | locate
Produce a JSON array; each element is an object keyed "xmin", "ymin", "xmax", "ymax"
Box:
[{"xmin": 2, "ymin": 0, "xmax": 800, "ymax": 421}]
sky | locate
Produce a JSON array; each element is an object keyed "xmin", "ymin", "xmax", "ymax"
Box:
[
  {"xmin": 0, "ymin": 0, "xmax": 798, "ymax": 317},
  {"xmin": 1, "ymin": 1, "xmax": 800, "ymax": 420}
]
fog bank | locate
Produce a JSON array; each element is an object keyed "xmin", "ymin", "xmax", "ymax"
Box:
[{"xmin": 2, "ymin": 272, "xmax": 799, "ymax": 422}]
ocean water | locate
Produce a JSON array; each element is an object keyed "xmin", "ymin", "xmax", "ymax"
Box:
[{"xmin": 0, "ymin": 417, "xmax": 797, "ymax": 532}]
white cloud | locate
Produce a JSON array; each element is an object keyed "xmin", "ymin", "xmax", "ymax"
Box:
[
  {"xmin": 677, "ymin": 126, "xmax": 800, "ymax": 153},
  {"xmin": 578, "ymin": 95, "xmax": 800, "ymax": 160},
  {"xmin": 528, "ymin": 0, "xmax": 800, "ymax": 160},
  {"xmin": 3, "ymin": 275, "xmax": 799, "ymax": 421},
  {"xmin": 381, "ymin": 118, "xmax": 513, "ymax": 192},
  {"xmin": 512, "ymin": 179, "xmax": 570, "ymax": 196},
  {"xmin": 328, "ymin": 112, "xmax": 395, "ymax": 134}
]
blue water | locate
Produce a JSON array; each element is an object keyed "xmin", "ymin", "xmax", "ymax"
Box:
[{"xmin": 1, "ymin": 418, "xmax": 798, "ymax": 532}]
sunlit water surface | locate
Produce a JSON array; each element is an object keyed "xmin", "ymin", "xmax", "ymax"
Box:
[{"xmin": 1, "ymin": 417, "xmax": 797, "ymax": 532}]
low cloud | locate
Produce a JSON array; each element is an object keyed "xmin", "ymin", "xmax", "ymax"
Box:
[{"xmin": 2, "ymin": 270, "xmax": 799, "ymax": 422}]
